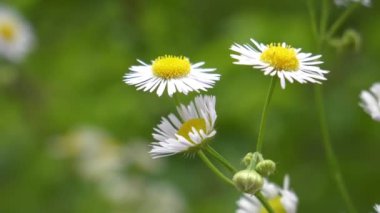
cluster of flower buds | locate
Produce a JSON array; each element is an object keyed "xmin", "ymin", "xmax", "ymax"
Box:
[{"xmin": 232, "ymin": 152, "xmax": 276, "ymax": 194}]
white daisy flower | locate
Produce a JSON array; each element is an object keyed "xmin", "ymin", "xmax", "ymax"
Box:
[
  {"xmin": 236, "ymin": 175, "xmax": 298, "ymax": 213},
  {"xmin": 0, "ymin": 5, "xmax": 34, "ymax": 63},
  {"xmin": 230, "ymin": 39, "xmax": 329, "ymax": 89},
  {"xmin": 124, "ymin": 55, "xmax": 220, "ymax": 97},
  {"xmin": 150, "ymin": 95, "xmax": 217, "ymax": 158},
  {"xmin": 334, "ymin": 0, "xmax": 371, "ymax": 7},
  {"xmin": 374, "ymin": 204, "xmax": 380, "ymax": 213},
  {"xmin": 359, "ymin": 82, "xmax": 380, "ymax": 122}
]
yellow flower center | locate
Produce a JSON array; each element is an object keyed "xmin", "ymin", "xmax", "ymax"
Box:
[
  {"xmin": 0, "ymin": 22, "xmax": 16, "ymax": 42},
  {"xmin": 260, "ymin": 197, "xmax": 287, "ymax": 213},
  {"xmin": 152, "ymin": 55, "xmax": 191, "ymax": 79},
  {"xmin": 260, "ymin": 43, "xmax": 299, "ymax": 71},
  {"xmin": 177, "ymin": 118, "xmax": 206, "ymax": 142}
]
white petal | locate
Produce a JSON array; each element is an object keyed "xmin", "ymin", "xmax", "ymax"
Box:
[{"xmin": 149, "ymin": 95, "xmax": 217, "ymax": 158}]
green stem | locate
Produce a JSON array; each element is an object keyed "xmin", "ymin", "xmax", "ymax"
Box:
[
  {"xmin": 319, "ymin": 0, "xmax": 330, "ymax": 40},
  {"xmin": 326, "ymin": 3, "xmax": 359, "ymax": 39},
  {"xmin": 314, "ymin": 86, "xmax": 357, "ymax": 213},
  {"xmin": 255, "ymin": 191, "xmax": 275, "ymax": 213},
  {"xmin": 307, "ymin": 0, "xmax": 319, "ymax": 42},
  {"xmin": 197, "ymin": 150, "xmax": 234, "ymax": 186},
  {"xmin": 205, "ymin": 146, "xmax": 237, "ymax": 173},
  {"xmin": 199, "ymin": 151, "xmax": 274, "ymax": 212},
  {"xmin": 256, "ymin": 77, "xmax": 277, "ymax": 153},
  {"xmin": 309, "ymin": 1, "xmax": 358, "ymax": 212}
]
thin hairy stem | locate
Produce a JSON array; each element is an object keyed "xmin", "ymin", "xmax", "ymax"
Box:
[
  {"xmin": 256, "ymin": 77, "xmax": 277, "ymax": 153},
  {"xmin": 320, "ymin": 0, "xmax": 330, "ymax": 40},
  {"xmin": 255, "ymin": 191, "xmax": 275, "ymax": 213},
  {"xmin": 205, "ymin": 145, "xmax": 237, "ymax": 173},
  {"xmin": 199, "ymin": 151, "xmax": 274, "ymax": 212},
  {"xmin": 307, "ymin": 0, "xmax": 319, "ymax": 42},
  {"xmin": 197, "ymin": 151, "xmax": 234, "ymax": 186},
  {"xmin": 326, "ymin": 3, "xmax": 359, "ymax": 39},
  {"xmin": 314, "ymin": 86, "xmax": 357, "ymax": 213},
  {"xmin": 306, "ymin": 1, "xmax": 358, "ymax": 211}
]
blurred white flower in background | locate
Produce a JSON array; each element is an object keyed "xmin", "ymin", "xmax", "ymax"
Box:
[
  {"xmin": 50, "ymin": 126, "xmax": 124, "ymax": 181},
  {"xmin": 140, "ymin": 183, "xmax": 186, "ymax": 213},
  {"xmin": 0, "ymin": 5, "xmax": 34, "ymax": 63},
  {"xmin": 374, "ymin": 204, "xmax": 380, "ymax": 213},
  {"xmin": 334, "ymin": 0, "xmax": 371, "ymax": 7},
  {"xmin": 50, "ymin": 126, "xmax": 186, "ymax": 213},
  {"xmin": 123, "ymin": 140, "xmax": 165, "ymax": 173},
  {"xmin": 99, "ymin": 175, "xmax": 144, "ymax": 205},
  {"xmin": 359, "ymin": 82, "xmax": 380, "ymax": 122}
]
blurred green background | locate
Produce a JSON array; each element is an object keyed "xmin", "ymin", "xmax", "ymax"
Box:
[{"xmin": 0, "ymin": 0, "xmax": 379, "ymax": 212}]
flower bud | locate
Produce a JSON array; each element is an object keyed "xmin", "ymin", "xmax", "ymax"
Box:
[
  {"xmin": 255, "ymin": 159, "xmax": 276, "ymax": 177},
  {"xmin": 329, "ymin": 29, "xmax": 362, "ymax": 52},
  {"xmin": 242, "ymin": 152, "xmax": 264, "ymax": 167},
  {"xmin": 233, "ymin": 169, "xmax": 264, "ymax": 194},
  {"xmin": 242, "ymin": 152, "xmax": 254, "ymax": 166}
]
